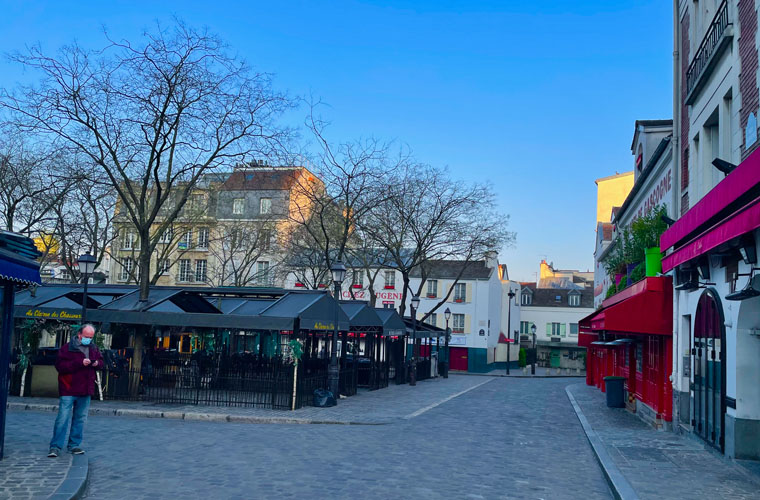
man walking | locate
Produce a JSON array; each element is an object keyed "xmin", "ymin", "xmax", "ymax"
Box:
[{"xmin": 48, "ymin": 324, "xmax": 103, "ymax": 457}]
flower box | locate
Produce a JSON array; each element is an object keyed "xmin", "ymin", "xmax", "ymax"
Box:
[
  {"xmin": 384, "ymin": 285, "xmax": 395, "ymax": 289},
  {"xmin": 427, "ymin": 294, "xmax": 437, "ymax": 298},
  {"xmin": 454, "ymin": 298, "xmax": 464, "ymax": 303},
  {"xmin": 295, "ymin": 282, "xmax": 305, "ymax": 288},
  {"xmin": 352, "ymin": 284, "xmax": 362, "ymax": 289}
]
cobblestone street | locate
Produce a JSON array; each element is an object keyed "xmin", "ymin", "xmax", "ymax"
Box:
[{"xmin": 6, "ymin": 377, "xmax": 612, "ymax": 499}]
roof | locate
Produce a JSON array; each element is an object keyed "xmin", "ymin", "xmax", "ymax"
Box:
[
  {"xmin": 521, "ymin": 287, "xmax": 594, "ymax": 308},
  {"xmin": 339, "ymin": 301, "xmax": 383, "ymax": 331},
  {"xmin": 374, "ymin": 308, "xmax": 406, "ymax": 336},
  {"xmin": 410, "ymin": 260, "xmax": 493, "ymax": 280},
  {"xmin": 0, "ymin": 231, "xmax": 42, "ymax": 286},
  {"xmin": 594, "ymin": 171, "xmax": 634, "ymax": 185},
  {"xmin": 615, "ymin": 135, "xmax": 673, "ymax": 224},
  {"xmin": 220, "ymin": 167, "xmax": 306, "ymax": 191}
]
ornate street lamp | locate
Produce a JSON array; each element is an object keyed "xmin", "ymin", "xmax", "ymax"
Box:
[
  {"xmin": 77, "ymin": 253, "xmax": 96, "ymax": 325},
  {"xmin": 530, "ymin": 323, "xmax": 537, "ymax": 375},
  {"xmin": 328, "ymin": 260, "xmax": 346, "ymax": 400},
  {"xmin": 408, "ymin": 294, "xmax": 420, "ymax": 386},
  {"xmin": 443, "ymin": 307, "xmax": 451, "ymax": 378}
]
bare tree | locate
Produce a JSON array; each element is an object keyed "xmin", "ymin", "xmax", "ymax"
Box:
[
  {"xmin": 363, "ymin": 163, "xmax": 513, "ymax": 318},
  {"xmin": 1, "ymin": 22, "xmax": 291, "ymax": 382},
  {"xmin": 206, "ymin": 219, "xmax": 278, "ymax": 287}
]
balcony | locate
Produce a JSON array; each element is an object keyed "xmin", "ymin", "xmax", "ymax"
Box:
[{"xmin": 685, "ymin": 0, "xmax": 732, "ymax": 104}]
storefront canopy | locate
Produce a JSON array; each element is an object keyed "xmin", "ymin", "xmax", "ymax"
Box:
[
  {"xmin": 580, "ymin": 277, "xmax": 673, "ymax": 337},
  {"xmin": 374, "ymin": 308, "xmax": 405, "ymax": 337},
  {"xmin": 14, "ymin": 285, "xmax": 350, "ymax": 333},
  {"xmin": 403, "ymin": 317, "xmax": 446, "ymax": 339},
  {"xmin": 0, "ymin": 232, "xmax": 42, "ymax": 286},
  {"xmin": 339, "ymin": 301, "xmax": 383, "ymax": 333}
]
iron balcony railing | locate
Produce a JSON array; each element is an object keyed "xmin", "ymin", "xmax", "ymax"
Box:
[{"xmin": 686, "ymin": 0, "xmax": 730, "ymax": 97}]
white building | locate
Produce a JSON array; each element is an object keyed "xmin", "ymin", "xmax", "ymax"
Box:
[{"xmin": 519, "ymin": 283, "xmax": 594, "ymax": 370}]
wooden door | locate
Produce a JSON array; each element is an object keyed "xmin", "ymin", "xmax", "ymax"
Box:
[{"xmin": 449, "ymin": 347, "xmax": 468, "ymax": 371}]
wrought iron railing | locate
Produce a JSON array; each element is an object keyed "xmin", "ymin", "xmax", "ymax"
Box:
[{"xmin": 686, "ymin": 0, "xmax": 730, "ymax": 96}]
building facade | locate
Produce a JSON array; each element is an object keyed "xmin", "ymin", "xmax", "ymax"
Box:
[{"xmin": 666, "ymin": 0, "xmax": 760, "ymax": 459}]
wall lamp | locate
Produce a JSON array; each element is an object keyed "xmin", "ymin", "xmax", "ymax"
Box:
[{"xmin": 712, "ymin": 158, "xmax": 737, "ymax": 175}]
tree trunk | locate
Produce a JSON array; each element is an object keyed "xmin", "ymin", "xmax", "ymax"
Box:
[{"xmin": 129, "ymin": 327, "xmax": 145, "ymax": 398}]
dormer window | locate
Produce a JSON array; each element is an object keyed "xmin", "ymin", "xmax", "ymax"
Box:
[
  {"xmin": 569, "ymin": 291, "xmax": 581, "ymax": 306},
  {"xmin": 521, "ymin": 291, "xmax": 532, "ymax": 306}
]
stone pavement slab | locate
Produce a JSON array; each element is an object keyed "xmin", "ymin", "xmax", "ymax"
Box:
[
  {"xmin": 8, "ymin": 374, "xmax": 493, "ymax": 425},
  {"xmin": 567, "ymin": 383, "xmax": 760, "ymax": 500},
  {"xmin": 0, "ymin": 433, "xmax": 73, "ymax": 500}
]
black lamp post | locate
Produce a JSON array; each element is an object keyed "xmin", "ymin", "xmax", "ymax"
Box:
[
  {"xmin": 530, "ymin": 323, "xmax": 537, "ymax": 375},
  {"xmin": 443, "ymin": 307, "xmax": 451, "ymax": 378},
  {"xmin": 77, "ymin": 253, "xmax": 96, "ymax": 326},
  {"xmin": 328, "ymin": 261, "xmax": 346, "ymax": 399},
  {"xmin": 506, "ymin": 290, "xmax": 516, "ymax": 375},
  {"xmin": 408, "ymin": 294, "xmax": 420, "ymax": 386}
]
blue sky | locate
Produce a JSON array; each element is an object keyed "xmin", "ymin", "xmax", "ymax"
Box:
[{"xmin": 0, "ymin": 1, "xmax": 673, "ymax": 282}]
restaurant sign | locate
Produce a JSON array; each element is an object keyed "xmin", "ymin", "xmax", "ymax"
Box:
[{"xmin": 24, "ymin": 309, "xmax": 81, "ymax": 320}]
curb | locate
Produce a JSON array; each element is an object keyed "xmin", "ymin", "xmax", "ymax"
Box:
[
  {"xmin": 565, "ymin": 386, "xmax": 640, "ymax": 500},
  {"xmin": 48, "ymin": 453, "xmax": 89, "ymax": 500},
  {"xmin": 6, "ymin": 402, "xmax": 387, "ymax": 426},
  {"xmin": 455, "ymin": 372, "xmax": 586, "ymax": 379}
]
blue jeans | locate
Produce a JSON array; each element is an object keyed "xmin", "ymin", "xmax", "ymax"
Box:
[{"xmin": 49, "ymin": 395, "xmax": 91, "ymax": 451}]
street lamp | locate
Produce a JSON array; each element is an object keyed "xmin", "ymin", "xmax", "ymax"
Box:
[
  {"xmin": 409, "ymin": 294, "xmax": 420, "ymax": 386},
  {"xmin": 443, "ymin": 307, "xmax": 451, "ymax": 378},
  {"xmin": 77, "ymin": 253, "xmax": 96, "ymax": 326},
  {"xmin": 328, "ymin": 260, "xmax": 346, "ymax": 400},
  {"xmin": 506, "ymin": 290, "xmax": 516, "ymax": 375},
  {"xmin": 530, "ymin": 323, "xmax": 537, "ymax": 375}
]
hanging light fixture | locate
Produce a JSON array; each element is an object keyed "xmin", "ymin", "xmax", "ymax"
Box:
[{"xmin": 726, "ymin": 272, "xmax": 760, "ymax": 301}]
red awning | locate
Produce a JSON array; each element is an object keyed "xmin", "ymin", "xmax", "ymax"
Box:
[
  {"xmin": 661, "ymin": 145, "xmax": 760, "ymax": 251},
  {"xmin": 578, "ymin": 276, "xmax": 673, "ymax": 336},
  {"xmin": 662, "ymin": 196, "xmax": 760, "ymax": 272},
  {"xmin": 578, "ymin": 332, "xmax": 597, "ymax": 348}
]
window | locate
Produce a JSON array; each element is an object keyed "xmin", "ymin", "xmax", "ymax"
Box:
[
  {"xmin": 520, "ymin": 321, "xmax": 532, "ymax": 334},
  {"xmin": 429, "ymin": 313, "xmax": 438, "ymax": 326},
  {"xmin": 554, "ymin": 295, "xmax": 562, "ymax": 303},
  {"xmin": 454, "ymin": 283, "xmax": 466, "ymax": 302},
  {"xmin": 521, "ymin": 292, "xmax": 532, "ymax": 306},
  {"xmin": 197, "ymin": 228, "xmax": 209, "ymax": 249},
  {"xmin": 159, "ymin": 228, "xmax": 173, "ymax": 244},
  {"xmin": 383, "ymin": 301, "xmax": 394, "ymax": 309},
  {"xmin": 232, "ymin": 198, "xmax": 245, "ymax": 215},
  {"xmin": 569, "ymin": 323, "xmax": 579, "ymax": 336},
  {"xmin": 195, "ymin": 260, "xmax": 207, "ymax": 282},
  {"xmin": 259, "ymin": 229, "xmax": 272, "ymax": 251},
  {"xmin": 547, "ymin": 322, "xmax": 565, "ymax": 337},
  {"xmin": 256, "ymin": 261, "xmax": 270, "ymax": 285},
  {"xmin": 452, "ymin": 314, "xmax": 465, "ymax": 333},
  {"xmin": 159, "ymin": 259, "xmax": 170, "ymax": 275},
  {"xmin": 190, "ymin": 194, "xmax": 205, "ymax": 211},
  {"xmin": 725, "ymin": 257, "xmax": 739, "ymax": 294},
  {"xmin": 384, "ymin": 270, "xmax": 395, "ymax": 289},
  {"xmin": 636, "ymin": 343, "xmax": 643, "ymax": 373},
  {"xmin": 427, "ymin": 280, "xmax": 438, "ymax": 298},
  {"xmin": 179, "ymin": 230, "xmax": 192, "ymax": 250},
  {"xmin": 352, "ymin": 270, "xmax": 364, "ymax": 288},
  {"xmin": 569, "ymin": 293, "xmax": 580, "ymax": 306},
  {"xmin": 119, "ymin": 258, "xmax": 134, "ymax": 281},
  {"xmin": 260, "ymin": 197, "xmax": 272, "ymax": 214},
  {"xmin": 178, "ymin": 259, "xmax": 192, "ymax": 282},
  {"xmin": 122, "ymin": 230, "xmax": 137, "ymax": 250}
]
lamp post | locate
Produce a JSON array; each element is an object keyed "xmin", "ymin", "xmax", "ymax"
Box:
[
  {"xmin": 328, "ymin": 261, "xmax": 346, "ymax": 399},
  {"xmin": 77, "ymin": 253, "xmax": 96, "ymax": 326},
  {"xmin": 506, "ymin": 289, "xmax": 515, "ymax": 375},
  {"xmin": 408, "ymin": 294, "xmax": 420, "ymax": 386},
  {"xmin": 530, "ymin": 323, "xmax": 537, "ymax": 375},
  {"xmin": 443, "ymin": 307, "xmax": 451, "ymax": 378}
]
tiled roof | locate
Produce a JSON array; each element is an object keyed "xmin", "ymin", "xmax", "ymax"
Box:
[
  {"xmin": 523, "ymin": 287, "xmax": 594, "ymax": 308},
  {"xmin": 410, "ymin": 260, "xmax": 493, "ymax": 280},
  {"xmin": 221, "ymin": 167, "xmax": 308, "ymax": 191}
]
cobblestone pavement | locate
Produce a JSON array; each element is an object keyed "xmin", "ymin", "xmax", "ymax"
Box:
[
  {"xmin": 8, "ymin": 375, "xmax": 493, "ymax": 424},
  {"xmin": 0, "ymin": 431, "xmax": 71, "ymax": 499},
  {"xmin": 7, "ymin": 378, "xmax": 612, "ymax": 499},
  {"xmin": 458, "ymin": 366, "xmax": 586, "ymax": 378},
  {"xmin": 568, "ymin": 383, "xmax": 760, "ymax": 500}
]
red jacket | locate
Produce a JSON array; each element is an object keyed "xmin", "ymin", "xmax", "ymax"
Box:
[{"xmin": 55, "ymin": 342, "xmax": 104, "ymax": 397}]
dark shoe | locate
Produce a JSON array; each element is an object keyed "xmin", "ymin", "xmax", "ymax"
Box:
[
  {"xmin": 47, "ymin": 448, "xmax": 59, "ymax": 458},
  {"xmin": 70, "ymin": 448, "xmax": 85, "ymax": 455}
]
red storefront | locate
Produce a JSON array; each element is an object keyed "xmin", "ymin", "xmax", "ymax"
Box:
[{"xmin": 580, "ymin": 276, "xmax": 673, "ymax": 422}]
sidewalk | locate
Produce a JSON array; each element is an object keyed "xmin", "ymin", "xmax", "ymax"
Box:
[
  {"xmin": 458, "ymin": 365, "xmax": 586, "ymax": 378},
  {"xmin": 567, "ymin": 383, "xmax": 760, "ymax": 500},
  {"xmin": 7, "ymin": 374, "xmax": 494, "ymax": 426},
  {"xmin": 0, "ymin": 435, "xmax": 88, "ymax": 500}
]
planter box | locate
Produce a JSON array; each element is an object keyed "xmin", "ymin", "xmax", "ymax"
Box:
[
  {"xmin": 426, "ymin": 294, "xmax": 437, "ymax": 298},
  {"xmin": 454, "ymin": 298, "xmax": 464, "ymax": 303},
  {"xmin": 384, "ymin": 286, "xmax": 395, "ymax": 289}
]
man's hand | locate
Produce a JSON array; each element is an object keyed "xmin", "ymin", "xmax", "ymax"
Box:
[
  {"xmin": 83, "ymin": 358, "xmax": 92, "ymax": 366},
  {"xmin": 92, "ymin": 360, "xmax": 99, "ymax": 367}
]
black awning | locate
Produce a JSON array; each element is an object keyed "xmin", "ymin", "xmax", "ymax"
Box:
[{"xmin": 340, "ymin": 301, "xmax": 383, "ymax": 333}]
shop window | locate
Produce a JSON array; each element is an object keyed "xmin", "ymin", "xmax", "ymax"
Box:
[{"xmin": 636, "ymin": 343, "xmax": 643, "ymax": 373}]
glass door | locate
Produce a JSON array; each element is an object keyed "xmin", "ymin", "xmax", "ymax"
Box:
[{"xmin": 693, "ymin": 291, "xmax": 724, "ymax": 451}]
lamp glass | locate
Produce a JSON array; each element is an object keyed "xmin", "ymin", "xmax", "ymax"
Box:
[
  {"xmin": 530, "ymin": 323, "xmax": 537, "ymax": 335},
  {"xmin": 331, "ymin": 261, "xmax": 346, "ymax": 285},
  {"xmin": 411, "ymin": 295, "xmax": 420, "ymax": 310},
  {"xmin": 78, "ymin": 253, "xmax": 97, "ymax": 275},
  {"xmin": 444, "ymin": 307, "xmax": 451, "ymax": 320}
]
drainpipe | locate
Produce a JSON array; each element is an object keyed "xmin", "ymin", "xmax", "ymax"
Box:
[{"xmin": 671, "ymin": 0, "xmax": 681, "ymax": 430}]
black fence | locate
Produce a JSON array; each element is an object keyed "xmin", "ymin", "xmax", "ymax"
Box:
[
  {"xmin": 358, "ymin": 360, "xmax": 389, "ymax": 390},
  {"xmin": 416, "ymin": 359, "xmax": 432, "ymax": 382},
  {"xmin": 101, "ymin": 360, "xmax": 328, "ymax": 410}
]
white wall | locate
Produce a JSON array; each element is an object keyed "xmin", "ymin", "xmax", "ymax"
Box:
[{"xmin": 519, "ymin": 305, "xmax": 594, "ymax": 346}]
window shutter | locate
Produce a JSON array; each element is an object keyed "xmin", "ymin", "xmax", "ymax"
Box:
[
  {"xmin": 561, "ymin": 324, "xmax": 567, "ymax": 337},
  {"xmin": 466, "ymin": 283, "xmax": 473, "ymax": 302},
  {"xmin": 465, "ymin": 314, "xmax": 471, "ymax": 334},
  {"xmin": 546, "ymin": 323, "xmax": 551, "ymax": 336},
  {"xmin": 446, "ymin": 281, "xmax": 453, "ymax": 301}
]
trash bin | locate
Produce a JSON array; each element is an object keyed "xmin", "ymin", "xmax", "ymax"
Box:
[{"xmin": 604, "ymin": 376, "xmax": 626, "ymax": 408}]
